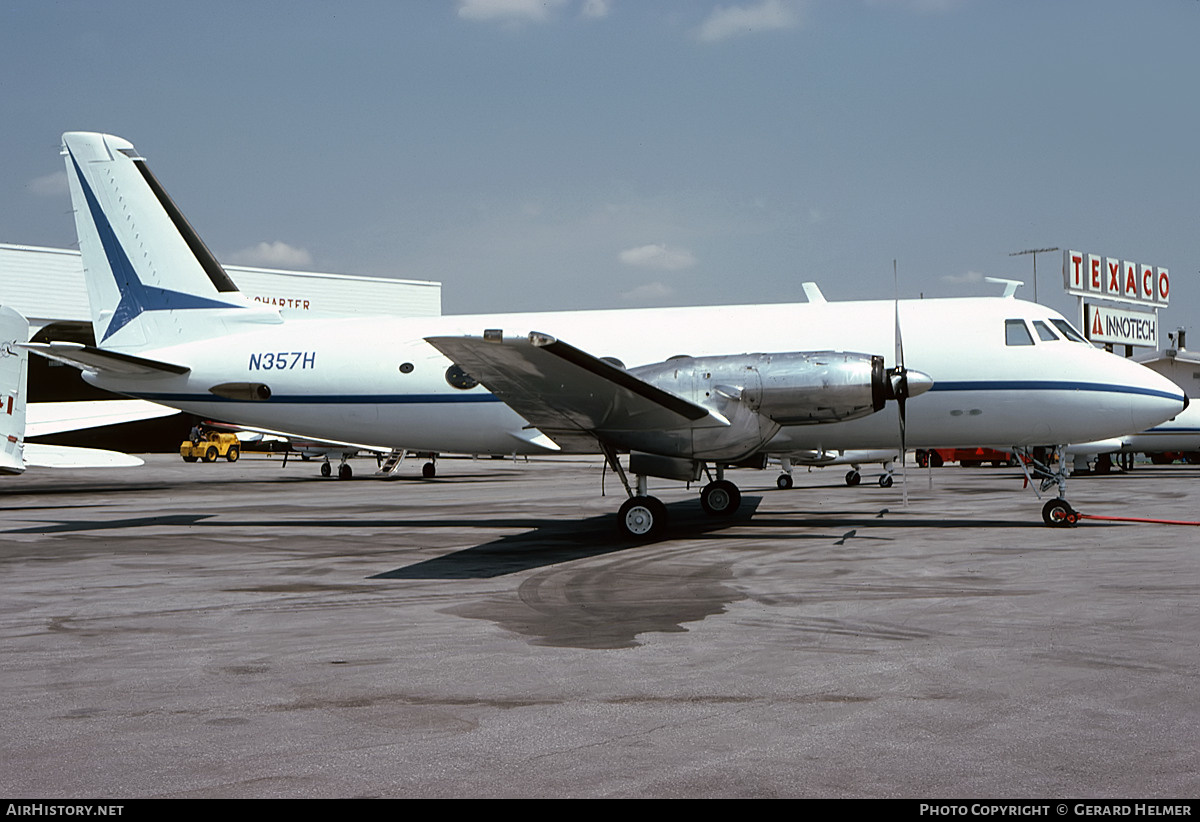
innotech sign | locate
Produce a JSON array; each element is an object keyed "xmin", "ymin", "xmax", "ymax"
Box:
[
  {"xmin": 1063, "ymin": 250, "xmax": 1169, "ymax": 308},
  {"xmin": 1085, "ymin": 303, "xmax": 1159, "ymax": 348}
]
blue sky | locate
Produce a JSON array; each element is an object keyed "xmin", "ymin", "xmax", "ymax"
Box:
[{"xmin": 3, "ymin": 0, "xmax": 1199, "ymax": 338}]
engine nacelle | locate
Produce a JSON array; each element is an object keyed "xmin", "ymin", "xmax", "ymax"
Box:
[
  {"xmin": 620, "ymin": 351, "xmax": 888, "ymax": 462},
  {"xmin": 632, "ymin": 351, "xmax": 887, "ymax": 424}
]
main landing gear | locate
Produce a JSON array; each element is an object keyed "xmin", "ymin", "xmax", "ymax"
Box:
[
  {"xmin": 321, "ymin": 456, "xmax": 354, "ymax": 479},
  {"xmin": 604, "ymin": 449, "xmax": 743, "ymax": 540},
  {"xmin": 843, "ymin": 463, "xmax": 895, "ymax": 488}
]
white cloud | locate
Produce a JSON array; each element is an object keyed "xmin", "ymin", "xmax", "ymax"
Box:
[
  {"xmin": 622, "ymin": 282, "xmax": 674, "ymax": 303},
  {"xmin": 27, "ymin": 171, "xmax": 68, "ymax": 197},
  {"xmin": 580, "ymin": 0, "xmax": 610, "ymax": 19},
  {"xmin": 227, "ymin": 241, "xmax": 314, "ymax": 269},
  {"xmin": 865, "ymin": 0, "xmax": 964, "ymax": 13},
  {"xmin": 940, "ymin": 269, "xmax": 985, "ymax": 285},
  {"xmin": 618, "ymin": 243, "xmax": 697, "ymax": 271},
  {"xmin": 696, "ymin": 0, "xmax": 800, "ymax": 44},
  {"xmin": 456, "ymin": 0, "xmax": 568, "ymax": 24}
]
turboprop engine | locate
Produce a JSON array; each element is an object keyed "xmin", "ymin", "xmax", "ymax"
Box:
[{"xmin": 617, "ymin": 351, "xmax": 895, "ymax": 463}]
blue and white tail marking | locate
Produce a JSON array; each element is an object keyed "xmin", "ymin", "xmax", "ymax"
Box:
[{"xmin": 61, "ymin": 132, "xmax": 277, "ymax": 352}]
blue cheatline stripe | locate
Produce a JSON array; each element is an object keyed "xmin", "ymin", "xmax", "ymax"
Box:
[
  {"xmin": 128, "ymin": 392, "xmax": 505, "ymax": 405},
  {"xmin": 930, "ymin": 380, "xmax": 1184, "ymax": 402},
  {"xmin": 69, "ymin": 153, "xmax": 240, "ymax": 342},
  {"xmin": 128, "ymin": 382, "xmax": 1183, "ymax": 407}
]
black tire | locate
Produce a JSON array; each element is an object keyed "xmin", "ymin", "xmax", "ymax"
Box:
[
  {"xmin": 422, "ymin": 461, "xmax": 436, "ymax": 478},
  {"xmin": 845, "ymin": 470, "xmax": 861, "ymax": 487},
  {"xmin": 204, "ymin": 446, "xmax": 218, "ymax": 463},
  {"xmin": 1042, "ymin": 498, "xmax": 1078, "ymax": 528},
  {"xmin": 183, "ymin": 455, "xmax": 198, "ymax": 463},
  {"xmin": 879, "ymin": 474, "xmax": 893, "ymax": 488},
  {"xmin": 226, "ymin": 446, "xmax": 239, "ymax": 462},
  {"xmin": 338, "ymin": 463, "xmax": 352, "ymax": 480},
  {"xmin": 700, "ymin": 480, "xmax": 741, "ymax": 516},
  {"xmin": 320, "ymin": 461, "xmax": 332, "ymax": 477},
  {"xmin": 776, "ymin": 473, "xmax": 793, "ymax": 490},
  {"xmin": 618, "ymin": 496, "xmax": 667, "ymax": 540}
]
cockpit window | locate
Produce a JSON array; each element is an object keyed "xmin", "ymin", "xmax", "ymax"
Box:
[
  {"xmin": 1050, "ymin": 319, "xmax": 1088, "ymax": 343},
  {"xmin": 1032, "ymin": 320, "xmax": 1060, "ymax": 341},
  {"xmin": 1005, "ymin": 319, "xmax": 1034, "ymax": 346}
]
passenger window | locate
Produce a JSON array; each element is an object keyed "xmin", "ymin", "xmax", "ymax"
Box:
[
  {"xmin": 1005, "ymin": 319, "xmax": 1034, "ymax": 346},
  {"xmin": 1050, "ymin": 319, "xmax": 1088, "ymax": 342},
  {"xmin": 1033, "ymin": 320, "xmax": 1059, "ymax": 341}
]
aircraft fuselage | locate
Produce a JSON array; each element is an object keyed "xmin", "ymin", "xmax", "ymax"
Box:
[{"xmin": 84, "ymin": 296, "xmax": 1185, "ymax": 458}]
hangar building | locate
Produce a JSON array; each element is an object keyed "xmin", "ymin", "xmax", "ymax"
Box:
[{"xmin": 1, "ymin": 242, "xmax": 442, "ymax": 449}]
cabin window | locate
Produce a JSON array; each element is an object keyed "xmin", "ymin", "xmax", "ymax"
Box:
[
  {"xmin": 1050, "ymin": 319, "xmax": 1088, "ymax": 343},
  {"xmin": 1005, "ymin": 319, "xmax": 1034, "ymax": 346},
  {"xmin": 1032, "ymin": 320, "xmax": 1059, "ymax": 341}
]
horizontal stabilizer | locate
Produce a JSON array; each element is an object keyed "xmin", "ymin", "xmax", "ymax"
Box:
[
  {"xmin": 425, "ymin": 332, "xmax": 710, "ymax": 450},
  {"xmin": 22, "ymin": 342, "xmax": 190, "ymax": 377},
  {"xmin": 26, "ymin": 400, "xmax": 180, "ymax": 438},
  {"xmin": 23, "ymin": 443, "xmax": 145, "ymax": 469}
]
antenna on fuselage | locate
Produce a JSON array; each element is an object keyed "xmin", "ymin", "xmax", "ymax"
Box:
[{"xmin": 984, "ymin": 277, "xmax": 1024, "ymax": 298}]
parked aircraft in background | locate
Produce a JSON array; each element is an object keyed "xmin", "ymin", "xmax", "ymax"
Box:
[
  {"xmin": 27, "ymin": 132, "xmax": 1188, "ymax": 534},
  {"xmin": 2, "ymin": 304, "xmax": 176, "ymax": 473},
  {"xmin": 773, "ymin": 450, "xmax": 900, "ymax": 489}
]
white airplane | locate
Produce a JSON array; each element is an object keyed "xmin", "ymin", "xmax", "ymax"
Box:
[
  {"xmin": 1064, "ymin": 402, "xmax": 1200, "ymax": 472},
  {"xmin": 25, "ymin": 132, "xmax": 1188, "ymax": 535},
  {"xmin": 774, "ymin": 450, "xmax": 900, "ymax": 488},
  {"xmin": 2, "ymin": 303, "xmax": 176, "ymax": 473}
]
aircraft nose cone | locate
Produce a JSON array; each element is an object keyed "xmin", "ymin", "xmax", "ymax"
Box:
[{"xmin": 1130, "ymin": 368, "xmax": 1188, "ymax": 430}]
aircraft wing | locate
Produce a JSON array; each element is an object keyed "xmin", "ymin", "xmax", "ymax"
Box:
[
  {"xmin": 22, "ymin": 342, "xmax": 189, "ymax": 377},
  {"xmin": 26, "ymin": 399, "xmax": 180, "ymax": 437},
  {"xmin": 425, "ymin": 332, "xmax": 711, "ymax": 451},
  {"xmin": 200, "ymin": 419, "xmax": 393, "ymax": 454}
]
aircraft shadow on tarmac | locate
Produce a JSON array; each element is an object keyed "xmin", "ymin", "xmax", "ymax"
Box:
[
  {"xmin": 3, "ymin": 494, "xmax": 1058, "ymax": 580},
  {"xmin": 372, "ymin": 497, "xmax": 765, "ymax": 580}
]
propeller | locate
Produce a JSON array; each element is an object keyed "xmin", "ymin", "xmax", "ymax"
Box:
[
  {"xmin": 886, "ymin": 261, "xmax": 934, "ymax": 505},
  {"xmin": 892, "ymin": 263, "xmax": 908, "ymax": 505}
]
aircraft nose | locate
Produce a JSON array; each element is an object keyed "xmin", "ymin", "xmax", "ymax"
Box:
[{"xmin": 1130, "ymin": 367, "xmax": 1188, "ymax": 429}]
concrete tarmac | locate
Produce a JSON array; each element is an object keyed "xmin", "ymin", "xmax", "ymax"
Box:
[{"xmin": 1, "ymin": 453, "xmax": 1197, "ymax": 798}]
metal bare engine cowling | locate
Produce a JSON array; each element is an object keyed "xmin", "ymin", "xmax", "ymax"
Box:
[
  {"xmin": 618, "ymin": 351, "xmax": 888, "ymax": 463},
  {"xmin": 631, "ymin": 351, "xmax": 887, "ymax": 425}
]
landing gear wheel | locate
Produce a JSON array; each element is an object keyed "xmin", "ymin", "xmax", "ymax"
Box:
[
  {"xmin": 320, "ymin": 461, "xmax": 332, "ymax": 478},
  {"xmin": 226, "ymin": 446, "xmax": 239, "ymax": 463},
  {"xmin": 700, "ymin": 479, "xmax": 741, "ymax": 516},
  {"xmin": 338, "ymin": 463, "xmax": 353, "ymax": 480},
  {"xmin": 422, "ymin": 461, "xmax": 436, "ymax": 479},
  {"xmin": 618, "ymin": 496, "xmax": 667, "ymax": 540},
  {"xmin": 776, "ymin": 473, "xmax": 793, "ymax": 490},
  {"xmin": 879, "ymin": 474, "xmax": 893, "ymax": 488},
  {"xmin": 204, "ymin": 446, "xmax": 218, "ymax": 463},
  {"xmin": 1042, "ymin": 498, "xmax": 1079, "ymax": 528},
  {"xmin": 845, "ymin": 470, "xmax": 861, "ymax": 487}
]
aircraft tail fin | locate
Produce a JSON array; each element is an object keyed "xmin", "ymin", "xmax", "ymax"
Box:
[
  {"xmin": 61, "ymin": 132, "xmax": 280, "ymax": 353},
  {"xmin": 1, "ymin": 305, "xmax": 30, "ymax": 474}
]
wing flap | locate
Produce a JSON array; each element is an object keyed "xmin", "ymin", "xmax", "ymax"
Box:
[{"xmin": 425, "ymin": 332, "xmax": 710, "ymax": 449}]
